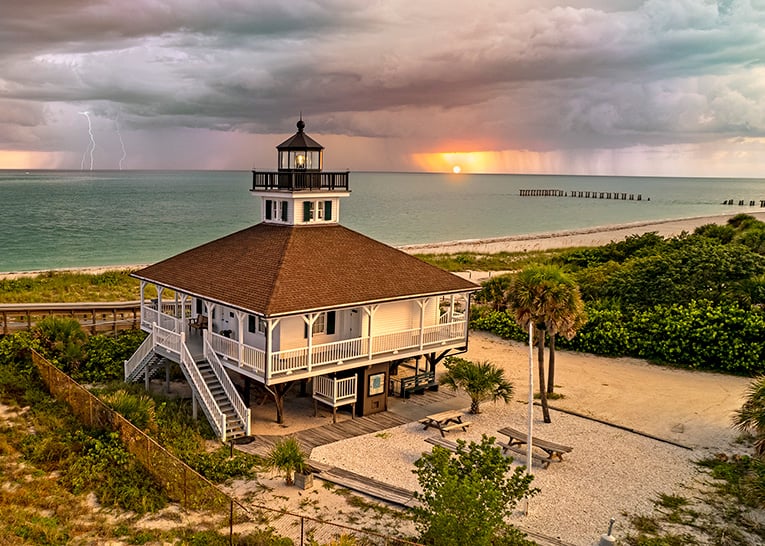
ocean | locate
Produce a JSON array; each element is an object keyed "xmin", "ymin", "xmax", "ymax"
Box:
[{"xmin": 1, "ymin": 170, "xmax": 764, "ymax": 273}]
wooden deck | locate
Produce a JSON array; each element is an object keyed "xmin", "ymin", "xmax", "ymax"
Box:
[{"xmin": 241, "ymin": 411, "xmax": 409, "ymax": 456}]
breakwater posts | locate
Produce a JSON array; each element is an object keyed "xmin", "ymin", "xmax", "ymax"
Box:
[
  {"xmin": 721, "ymin": 199, "xmax": 765, "ymax": 207},
  {"xmin": 520, "ymin": 189, "xmax": 645, "ymax": 201}
]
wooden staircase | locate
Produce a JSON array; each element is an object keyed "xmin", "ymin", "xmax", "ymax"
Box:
[{"xmin": 195, "ymin": 359, "xmax": 247, "ymax": 440}]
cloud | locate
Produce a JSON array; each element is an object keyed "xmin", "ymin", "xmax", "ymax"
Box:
[{"xmin": 0, "ymin": 0, "xmax": 764, "ymax": 173}]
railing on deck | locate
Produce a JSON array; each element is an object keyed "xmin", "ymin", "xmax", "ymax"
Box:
[
  {"xmin": 143, "ymin": 306, "xmax": 466, "ymax": 382},
  {"xmin": 313, "ymin": 375, "xmax": 357, "ymax": 407},
  {"xmin": 123, "ymin": 332, "xmax": 154, "ymax": 381},
  {"xmin": 203, "ymin": 335, "xmax": 251, "ymax": 437},
  {"xmin": 251, "ymin": 171, "xmax": 349, "ymax": 192},
  {"xmin": 179, "ymin": 339, "xmax": 227, "ymax": 441}
]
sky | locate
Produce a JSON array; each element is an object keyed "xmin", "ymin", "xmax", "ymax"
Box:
[{"xmin": 1, "ymin": 0, "xmax": 764, "ymax": 176}]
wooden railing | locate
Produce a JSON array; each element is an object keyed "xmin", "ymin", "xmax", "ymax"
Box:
[
  {"xmin": 313, "ymin": 375, "xmax": 357, "ymax": 406},
  {"xmin": 123, "ymin": 332, "xmax": 155, "ymax": 381},
  {"xmin": 204, "ymin": 335, "xmax": 251, "ymax": 437},
  {"xmin": 251, "ymin": 171, "xmax": 349, "ymax": 192},
  {"xmin": 142, "ymin": 308, "xmax": 467, "ymax": 382},
  {"xmin": 1, "ymin": 301, "xmax": 141, "ymax": 334}
]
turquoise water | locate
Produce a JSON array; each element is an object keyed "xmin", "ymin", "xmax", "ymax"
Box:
[{"xmin": 1, "ymin": 170, "xmax": 764, "ymax": 272}]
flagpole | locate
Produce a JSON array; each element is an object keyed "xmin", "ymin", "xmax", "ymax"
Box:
[{"xmin": 525, "ymin": 321, "xmax": 534, "ymax": 515}]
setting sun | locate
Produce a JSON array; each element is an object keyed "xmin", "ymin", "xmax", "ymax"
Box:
[{"xmin": 452, "ymin": 165, "xmax": 461, "ymax": 174}]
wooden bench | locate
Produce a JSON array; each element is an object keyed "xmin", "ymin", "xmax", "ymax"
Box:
[
  {"xmin": 419, "ymin": 410, "xmax": 470, "ymax": 437},
  {"xmin": 188, "ymin": 315, "xmax": 208, "ymax": 334},
  {"xmin": 497, "ymin": 426, "xmax": 573, "ymax": 462},
  {"xmin": 497, "ymin": 441, "xmax": 555, "ymax": 469},
  {"xmin": 394, "ymin": 370, "xmax": 437, "ymax": 398},
  {"xmin": 424, "ymin": 436, "xmax": 459, "ymax": 452},
  {"xmin": 426, "ymin": 437, "xmax": 551, "ymax": 469}
]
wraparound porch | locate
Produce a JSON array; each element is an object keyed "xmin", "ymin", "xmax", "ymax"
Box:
[{"xmin": 139, "ymin": 305, "xmax": 468, "ymax": 385}]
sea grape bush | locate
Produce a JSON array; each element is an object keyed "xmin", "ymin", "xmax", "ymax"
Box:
[{"xmin": 471, "ymin": 216, "xmax": 765, "ymax": 376}]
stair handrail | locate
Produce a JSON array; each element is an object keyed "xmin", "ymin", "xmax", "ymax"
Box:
[
  {"xmin": 179, "ymin": 337, "xmax": 228, "ymax": 442},
  {"xmin": 203, "ymin": 334, "xmax": 251, "ymax": 436},
  {"xmin": 124, "ymin": 332, "xmax": 155, "ymax": 381}
]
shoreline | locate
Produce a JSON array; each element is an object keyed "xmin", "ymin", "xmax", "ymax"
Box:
[{"xmin": 3, "ymin": 211, "xmax": 764, "ymax": 280}]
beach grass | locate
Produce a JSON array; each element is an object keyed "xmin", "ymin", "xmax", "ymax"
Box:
[
  {"xmin": 413, "ymin": 248, "xmax": 573, "ymax": 272},
  {"xmin": 0, "ymin": 270, "xmax": 155, "ymax": 303}
]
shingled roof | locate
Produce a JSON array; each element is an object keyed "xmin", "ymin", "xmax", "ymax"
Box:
[{"xmin": 132, "ymin": 223, "xmax": 477, "ymax": 316}]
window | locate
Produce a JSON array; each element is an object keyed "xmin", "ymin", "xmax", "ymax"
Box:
[
  {"xmin": 304, "ymin": 311, "xmax": 336, "ymax": 337},
  {"xmin": 302, "ymin": 200, "xmax": 333, "ymax": 222},
  {"xmin": 196, "ymin": 299, "xmax": 203, "ymax": 314},
  {"xmin": 280, "ymin": 201, "xmax": 288, "ymax": 222},
  {"xmin": 248, "ymin": 316, "xmax": 267, "ymax": 334}
]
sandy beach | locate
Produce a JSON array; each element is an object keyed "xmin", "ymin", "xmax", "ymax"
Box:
[
  {"xmin": 235, "ymin": 330, "xmax": 754, "ymax": 545},
  {"xmin": 399, "ymin": 211, "xmax": 765, "ymax": 255}
]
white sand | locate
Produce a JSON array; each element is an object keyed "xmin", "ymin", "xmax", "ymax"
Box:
[
  {"xmin": 240, "ymin": 332, "xmax": 753, "ymax": 545},
  {"xmin": 399, "ymin": 211, "xmax": 765, "ymax": 255}
]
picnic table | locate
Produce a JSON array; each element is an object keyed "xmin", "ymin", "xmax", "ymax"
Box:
[
  {"xmin": 419, "ymin": 410, "xmax": 471, "ymax": 437},
  {"xmin": 497, "ymin": 426, "xmax": 573, "ymax": 466}
]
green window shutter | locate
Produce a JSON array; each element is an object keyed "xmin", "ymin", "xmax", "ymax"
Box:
[
  {"xmin": 281, "ymin": 201, "xmax": 288, "ymax": 222},
  {"xmin": 303, "ymin": 201, "xmax": 312, "ymax": 222},
  {"xmin": 265, "ymin": 200, "xmax": 272, "ymax": 220},
  {"xmin": 326, "ymin": 311, "xmax": 336, "ymax": 335},
  {"xmin": 324, "ymin": 200, "xmax": 332, "ymax": 221},
  {"xmin": 248, "ymin": 316, "xmax": 256, "ymax": 333}
]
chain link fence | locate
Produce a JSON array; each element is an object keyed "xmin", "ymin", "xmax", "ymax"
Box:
[{"xmin": 31, "ymin": 350, "xmax": 420, "ymax": 545}]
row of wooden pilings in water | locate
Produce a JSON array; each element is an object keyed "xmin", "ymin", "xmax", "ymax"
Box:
[
  {"xmin": 722, "ymin": 199, "xmax": 765, "ymax": 207},
  {"xmin": 519, "ymin": 189, "xmax": 646, "ymax": 201}
]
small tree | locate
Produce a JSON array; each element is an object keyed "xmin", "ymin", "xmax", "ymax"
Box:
[
  {"xmin": 733, "ymin": 375, "xmax": 765, "ymax": 457},
  {"xmin": 264, "ymin": 437, "xmax": 308, "ymax": 485},
  {"xmin": 413, "ymin": 435, "xmax": 536, "ymax": 545},
  {"xmin": 439, "ymin": 357, "xmax": 513, "ymax": 414}
]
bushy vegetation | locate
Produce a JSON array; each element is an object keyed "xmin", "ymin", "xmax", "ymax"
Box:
[
  {"xmin": 0, "ymin": 269, "xmax": 153, "ymax": 303},
  {"xmin": 472, "ymin": 215, "xmax": 765, "ymax": 376},
  {"xmin": 412, "ymin": 435, "xmax": 536, "ymax": 545}
]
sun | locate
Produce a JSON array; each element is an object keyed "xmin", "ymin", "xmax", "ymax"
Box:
[{"xmin": 452, "ymin": 165, "xmax": 462, "ymax": 174}]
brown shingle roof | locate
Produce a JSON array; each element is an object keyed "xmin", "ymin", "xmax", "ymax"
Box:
[{"xmin": 132, "ymin": 223, "xmax": 477, "ymax": 316}]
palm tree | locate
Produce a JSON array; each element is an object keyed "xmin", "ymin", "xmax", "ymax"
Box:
[
  {"xmin": 540, "ymin": 271, "xmax": 586, "ymax": 395},
  {"xmin": 732, "ymin": 375, "xmax": 765, "ymax": 457},
  {"xmin": 439, "ymin": 358, "xmax": 513, "ymax": 414},
  {"xmin": 505, "ymin": 265, "xmax": 584, "ymax": 422}
]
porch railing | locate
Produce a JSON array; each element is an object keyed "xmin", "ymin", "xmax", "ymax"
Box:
[
  {"xmin": 203, "ymin": 335, "xmax": 251, "ymax": 437},
  {"xmin": 313, "ymin": 375, "xmax": 357, "ymax": 406},
  {"xmin": 143, "ymin": 307, "xmax": 466, "ymax": 381},
  {"xmin": 124, "ymin": 331, "xmax": 154, "ymax": 381}
]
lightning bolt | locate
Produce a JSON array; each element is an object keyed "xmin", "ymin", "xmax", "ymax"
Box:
[
  {"xmin": 115, "ymin": 116, "xmax": 127, "ymax": 170},
  {"xmin": 79, "ymin": 111, "xmax": 95, "ymax": 171}
]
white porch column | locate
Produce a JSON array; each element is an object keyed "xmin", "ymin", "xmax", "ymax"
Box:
[
  {"xmin": 139, "ymin": 281, "xmax": 146, "ymax": 326},
  {"xmin": 364, "ymin": 305, "xmax": 378, "ymax": 359},
  {"xmin": 303, "ymin": 314, "xmax": 319, "ymax": 372},
  {"xmin": 180, "ymin": 294, "xmax": 189, "ymax": 328},
  {"xmin": 418, "ymin": 299, "xmax": 427, "ymax": 350},
  {"xmin": 235, "ymin": 310, "xmax": 246, "ymax": 367},
  {"xmin": 266, "ymin": 318, "xmax": 280, "ymax": 381},
  {"xmin": 208, "ymin": 303, "xmax": 216, "ymax": 333}
]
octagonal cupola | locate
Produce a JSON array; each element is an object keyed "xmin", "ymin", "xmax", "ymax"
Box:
[
  {"xmin": 277, "ymin": 118, "xmax": 323, "ymax": 171},
  {"xmin": 251, "ymin": 117, "xmax": 350, "ymax": 226}
]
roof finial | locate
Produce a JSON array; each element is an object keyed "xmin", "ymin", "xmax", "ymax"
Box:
[{"xmin": 297, "ymin": 112, "xmax": 305, "ymax": 132}]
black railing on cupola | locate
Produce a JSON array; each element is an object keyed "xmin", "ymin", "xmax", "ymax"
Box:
[{"xmin": 251, "ymin": 171, "xmax": 350, "ymax": 192}]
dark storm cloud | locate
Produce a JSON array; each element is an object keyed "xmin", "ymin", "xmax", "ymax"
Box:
[{"xmin": 1, "ymin": 0, "xmax": 764, "ymax": 172}]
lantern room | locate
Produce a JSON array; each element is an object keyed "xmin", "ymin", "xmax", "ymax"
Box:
[{"xmin": 277, "ymin": 118, "xmax": 323, "ymax": 171}]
